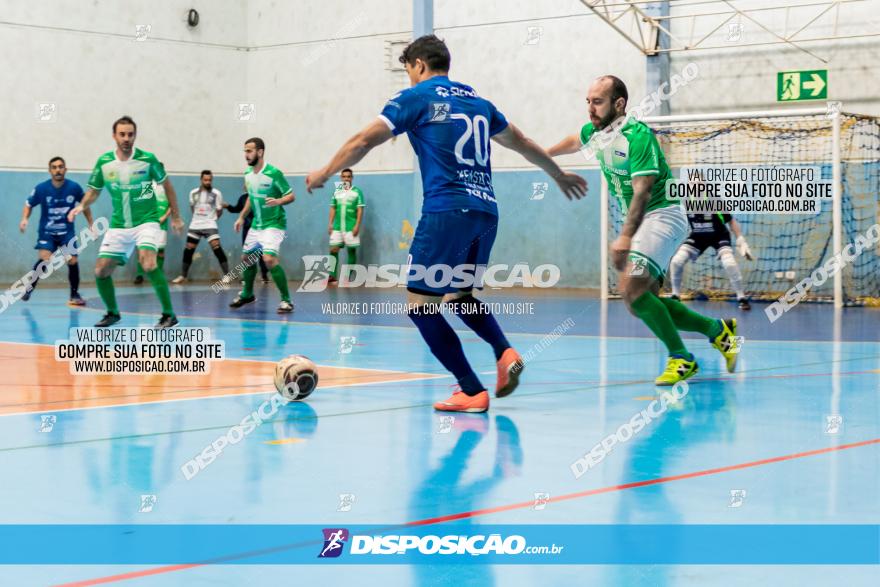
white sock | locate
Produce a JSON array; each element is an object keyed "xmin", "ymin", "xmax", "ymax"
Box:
[
  {"xmin": 669, "ymin": 247, "xmax": 692, "ymax": 296},
  {"xmin": 718, "ymin": 247, "xmax": 745, "ymax": 299}
]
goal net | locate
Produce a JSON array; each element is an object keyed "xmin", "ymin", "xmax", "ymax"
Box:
[{"xmin": 604, "ymin": 110, "xmax": 880, "ymax": 304}]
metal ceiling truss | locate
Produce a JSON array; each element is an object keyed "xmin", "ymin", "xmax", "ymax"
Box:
[{"xmin": 580, "ymin": 0, "xmax": 880, "ymax": 63}]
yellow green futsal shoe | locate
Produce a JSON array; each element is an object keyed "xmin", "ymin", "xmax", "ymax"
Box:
[
  {"xmin": 711, "ymin": 318, "xmax": 739, "ymax": 373},
  {"xmin": 655, "ymin": 355, "xmax": 699, "ymax": 386}
]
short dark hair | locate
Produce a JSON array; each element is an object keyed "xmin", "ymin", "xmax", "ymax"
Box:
[
  {"xmin": 341, "ymin": 168, "xmax": 353, "ymax": 175},
  {"xmin": 599, "ymin": 75, "xmax": 628, "ymax": 108},
  {"xmin": 48, "ymin": 156, "xmax": 65, "ymax": 167},
  {"xmin": 201, "ymin": 169, "xmax": 213, "ymax": 177},
  {"xmin": 113, "ymin": 115, "xmax": 137, "ymax": 133},
  {"xmin": 398, "ymin": 34, "xmax": 450, "ymax": 72},
  {"xmin": 245, "ymin": 137, "xmax": 265, "ymax": 151}
]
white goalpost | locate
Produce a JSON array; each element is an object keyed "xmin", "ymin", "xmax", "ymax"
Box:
[{"xmin": 598, "ymin": 106, "xmax": 880, "ymax": 307}]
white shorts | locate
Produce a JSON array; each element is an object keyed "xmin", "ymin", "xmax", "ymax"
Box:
[
  {"xmin": 156, "ymin": 228, "xmax": 167, "ymax": 249},
  {"xmin": 628, "ymin": 205, "xmax": 689, "ymax": 279},
  {"xmin": 98, "ymin": 222, "xmax": 163, "ymax": 265},
  {"xmin": 243, "ymin": 228, "xmax": 286, "ymax": 256},
  {"xmin": 329, "ymin": 230, "xmax": 360, "ymax": 248}
]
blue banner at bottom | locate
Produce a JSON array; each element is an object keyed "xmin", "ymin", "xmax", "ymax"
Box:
[{"xmin": 0, "ymin": 525, "xmax": 876, "ymax": 565}]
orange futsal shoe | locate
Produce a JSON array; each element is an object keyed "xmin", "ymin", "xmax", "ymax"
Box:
[
  {"xmin": 433, "ymin": 390, "xmax": 489, "ymax": 413},
  {"xmin": 495, "ymin": 348, "xmax": 525, "ymax": 398}
]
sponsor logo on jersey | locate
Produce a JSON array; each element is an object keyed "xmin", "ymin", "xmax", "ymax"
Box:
[
  {"xmin": 434, "ymin": 85, "xmax": 477, "ymax": 98},
  {"xmin": 430, "ymin": 102, "xmax": 451, "ymax": 122}
]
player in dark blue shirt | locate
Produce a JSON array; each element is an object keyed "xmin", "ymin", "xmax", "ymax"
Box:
[
  {"xmin": 18, "ymin": 156, "xmax": 93, "ymax": 305},
  {"xmin": 307, "ymin": 35, "xmax": 586, "ymax": 413}
]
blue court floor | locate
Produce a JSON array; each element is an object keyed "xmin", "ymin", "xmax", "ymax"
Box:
[{"xmin": 0, "ymin": 282, "xmax": 877, "ymax": 586}]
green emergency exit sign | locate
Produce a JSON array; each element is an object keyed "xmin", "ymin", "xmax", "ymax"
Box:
[{"xmin": 777, "ymin": 70, "xmax": 828, "ymax": 101}]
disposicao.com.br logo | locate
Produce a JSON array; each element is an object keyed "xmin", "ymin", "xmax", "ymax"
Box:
[
  {"xmin": 299, "ymin": 256, "xmax": 560, "ymax": 292},
  {"xmin": 317, "ymin": 529, "xmax": 563, "ymax": 558}
]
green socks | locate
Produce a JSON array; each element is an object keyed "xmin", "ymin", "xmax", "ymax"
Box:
[
  {"xmin": 659, "ymin": 297, "xmax": 722, "ymax": 339},
  {"xmin": 146, "ymin": 268, "xmax": 174, "ymax": 316},
  {"xmin": 269, "ymin": 264, "xmax": 291, "ymax": 302},
  {"xmin": 96, "ymin": 275, "xmax": 119, "ymax": 315},
  {"xmin": 631, "ymin": 291, "xmax": 689, "ymax": 357},
  {"xmin": 98, "ymin": 259, "xmax": 174, "ymax": 317},
  {"xmin": 241, "ymin": 263, "xmax": 258, "ymax": 298},
  {"xmin": 330, "ymin": 250, "xmax": 340, "ymax": 279},
  {"xmin": 330, "ymin": 248, "xmax": 357, "ymax": 280}
]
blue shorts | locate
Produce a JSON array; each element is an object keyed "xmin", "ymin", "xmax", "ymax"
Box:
[
  {"xmin": 407, "ymin": 209, "xmax": 498, "ymax": 295},
  {"xmin": 36, "ymin": 231, "xmax": 76, "ymax": 256}
]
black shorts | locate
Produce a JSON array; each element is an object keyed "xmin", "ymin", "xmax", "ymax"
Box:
[{"xmin": 683, "ymin": 227, "xmax": 731, "ymax": 255}]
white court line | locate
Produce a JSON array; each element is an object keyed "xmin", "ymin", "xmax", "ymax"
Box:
[
  {"xmin": 60, "ymin": 303, "xmax": 880, "ymax": 345},
  {"xmin": 0, "ymin": 372, "xmax": 449, "ymax": 418},
  {"xmin": 0, "ymin": 341, "xmax": 448, "ymax": 417}
]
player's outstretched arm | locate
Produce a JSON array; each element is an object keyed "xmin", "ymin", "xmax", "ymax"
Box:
[
  {"xmin": 68, "ymin": 188, "xmax": 100, "ymax": 222},
  {"xmin": 492, "ymin": 124, "xmax": 587, "ymax": 200},
  {"xmin": 234, "ymin": 198, "xmax": 251, "ymax": 232},
  {"xmin": 83, "ymin": 207, "xmax": 95, "ymax": 231},
  {"xmin": 19, "ymin": 204, "xmax": 31, "ymax": 232},
  {"xmin": 547, "ymin": 134, "xmax": 582, "ymax": 157},
  {"xmin": 353, "ymin": 206, "xmax": 364, "ymax": 237},
  {"xmin": 162, "ymin": 178, "xmax": 185, "ymax": 234},
  {"xmin": 729, "ymin": 218, "xmax": 754, "ymax": 260},
  {"xmin": 306, "ymin": 119, "xmax": 393, "ymax": 193},
  {"xmin": 225, "ymin": 194, "xmax": 246, "ymax": 214}
]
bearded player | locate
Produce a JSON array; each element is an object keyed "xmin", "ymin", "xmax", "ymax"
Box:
[
  {"xmin": 69, "ymin": 116, "xmax": 184, "ymax": 328},
  {"xmin": 230, "ymin": 138, "xmax": 295, "ymax": 313},
  {"xmin": 548, "ymin": 76, "xmax": 739, "ymax": 384}
]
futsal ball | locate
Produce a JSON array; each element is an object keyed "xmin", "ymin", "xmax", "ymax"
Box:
[{"xmin": 274, "ymin": 355, "xmax": 319, "ymax": 401}]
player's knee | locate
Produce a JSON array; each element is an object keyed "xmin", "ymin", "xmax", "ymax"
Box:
[
  {"xmin": 330, "ymin": 246, "xmax": 341, "ymax": 254},
  {"xmin": 670, "ymin": 249, "xmax": 690, "ymax": 269},
  {"xmin": 141, "ymin": 259, "xmax": 157, "ymax": 273},
  {"xmin": 95, "ymin": 261, "xmax": 114, "ymax": 278},
  {"xmin": 622, "ymin": 277, "xmax": 650, "ymax": 305},
  {"xmin": 263, "ymin": 255, "xmax": 277, "ymax": 268},
  {"xmin": 718, "ymin": 247, "xmax": 737, "ymax": 267},
  {"xmin": 67, "ymin": 257, "xmax": 77, "ymax": 266}
]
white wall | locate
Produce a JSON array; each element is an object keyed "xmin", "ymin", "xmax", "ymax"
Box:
[
  {"xmin": 435, "ymin": 0, "xmax": 647, "ymax": 171},
  {"xmin": 3, "ymin": 0, "xmax": 879, "ymax": 175},
  {"xmin": 0, "ymin": 0, "xmax": 248, "ymax": 174},
  {"xmin": 241, "ymin": 0, "xmax": 647, "ymax": 173},
  {"xmin": 242, "ymin": 0, "xmax": 413, "ymax": 175},
  {"xmin": 668, "ymin": 0, "xmax": 880, "ymax": 115}
]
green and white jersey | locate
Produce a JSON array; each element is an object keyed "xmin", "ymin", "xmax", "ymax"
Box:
[
  {"xmin": 87, "ymin": 148, "xmax": 168, "ymax": 229},
  {"xmin": 580, "ymin": 117, "xmax": 675, "ymax": 215},
  {"xmin": 154, "ymin": 182, "xmax": 169, "ymax": 231},
  {"xmin": 330, "ymin": 185, "xmax": 365, "ymax": 232},
  {"xmin": 244, "ymin": 163, "xmax": 292, "ymax": 230}
]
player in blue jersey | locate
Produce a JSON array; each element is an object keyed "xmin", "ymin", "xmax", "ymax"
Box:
[
  {"xmin": 307, "ymin": 35, "xmax": 586, "ymax": 413},
  {"xmin": 18, "ymin": 156, "xmax": 94, "ymax": 305}
]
